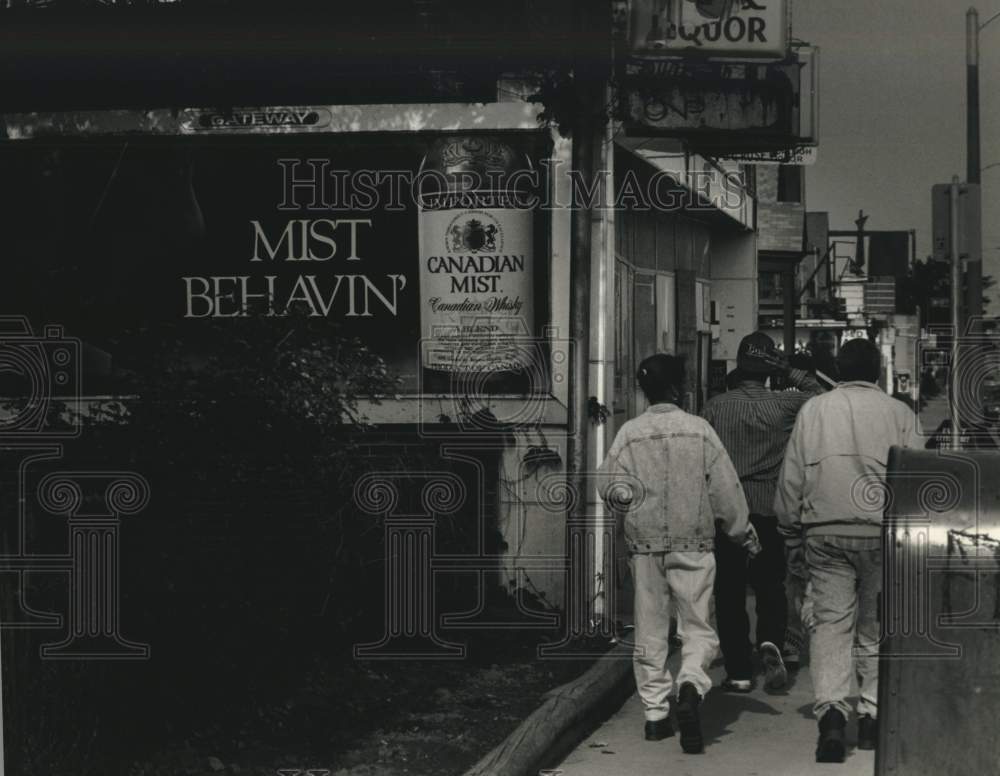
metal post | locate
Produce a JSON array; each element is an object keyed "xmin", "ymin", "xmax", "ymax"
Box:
[
  {"xmin": 783, "ymin": 268, "xmax": 796, "ymax": 355},
  {"xmin": 951, "ymin": 176, "xmax": 963, "ymax": 449},
  {"xmin": 563, "ymin": 0, "xmax": 607, "ymax": 639},
  {"xmin": 567, "ymin": 112, "xmax": 595, "ymax": 515},
  {"xmin": 967, "ymin": 8, "xmax": 984, "ymax": 326},
  {"xmin": 590, "ymin": 85, "xmax": 616, "ymax": 625}
]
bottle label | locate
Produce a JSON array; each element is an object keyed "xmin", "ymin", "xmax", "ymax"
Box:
[{"xmin": 418, "ymin": 204, "xmax": 535, "ymax": 373}]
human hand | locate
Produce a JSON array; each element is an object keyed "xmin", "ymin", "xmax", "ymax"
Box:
[
  {"xmin": 784, "ymin": 541, "xmax": 805, "ymax": 574},
  {"xmin": 760, "ymin": 349, "xmax": 790, "ymax": 376},
  {"xmin": 742, "ymin": 524, "xmax": 762, "ymax": 558}
]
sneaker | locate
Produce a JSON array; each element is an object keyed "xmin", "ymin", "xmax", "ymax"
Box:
[
  {"xmin": 644, "ymin": 718, "xmax": 674, "ymax": 741},
  {"xmin": 760, "ymin": 641, "xmax": 788, "ymax": 690},
  {"xmin": 857, "ymin": 715, "xmax": 878, "ymax": 751},
  {"xmin": 816, "ymin": 708, "xmax": 847, "ymax": 763},
  {"xmin": 782, "ymin": 643, "xmax": 801, "ymax": 670},
  {"xmin": 720, "ymin": 677, "xmax": 754, "ymax": 693},
  {"xmin": 675, "ymin": 683, "xmax": 704, "ymax": 754}
]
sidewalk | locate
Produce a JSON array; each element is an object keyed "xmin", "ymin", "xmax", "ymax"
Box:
[{"xmin": 556, "ymin": 623, "xmax": 876, "ymax": 776}]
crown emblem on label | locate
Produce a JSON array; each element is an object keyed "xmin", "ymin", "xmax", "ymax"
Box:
[{"xmin": 440, "ymin": 138, "xmax": 512, "ymax": 171}]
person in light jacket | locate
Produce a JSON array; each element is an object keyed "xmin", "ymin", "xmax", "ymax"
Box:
[
  {"xmin": 774, "ymin": 338, "xmax": 922, "ymax": 763},
  {"xmin": 599, "ymin": 353, "xmax": 759, "ymax": 755}
]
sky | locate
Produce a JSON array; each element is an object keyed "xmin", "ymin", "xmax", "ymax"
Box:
[{"xmin": 794, "ymin": 0, "xmax": 1000, "ymax": 311}]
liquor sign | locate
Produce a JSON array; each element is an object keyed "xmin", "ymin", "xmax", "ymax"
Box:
[{"xmin": 629, "ymin": 0, "xmax": 789, "ymax": 61}]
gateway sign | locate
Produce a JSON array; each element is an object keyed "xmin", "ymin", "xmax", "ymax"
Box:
[{"xmin": 629, "ymin": 0, "xmax": 788, "ymax": 60}]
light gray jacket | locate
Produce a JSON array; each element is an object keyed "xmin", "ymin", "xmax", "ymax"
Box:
[
  {"xmin": 598, "ymin": 403, "xmax": 751, "ymax": 554},
  {"xmin": 774, "ymin": 381, "xmax": 923, "ymax": 542}
]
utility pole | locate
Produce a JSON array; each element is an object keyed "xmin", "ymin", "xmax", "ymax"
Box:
[
  {"xmin": 951, "ymin": 176, "xmax": 964, "ymax": 449},
  {"xmin": 967, "ymin": 7, "xmax": 986, "ymax": 327}
]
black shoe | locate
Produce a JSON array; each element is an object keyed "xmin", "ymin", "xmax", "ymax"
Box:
[
  {"xmin": 644, "ymin": 718, "xmax": 674, "ymax": 741},
  {"xmin": 857, "ymin": 715, "xmax": 878, "ymax": 751},
  {"xmin": 675, "ymin": 683, "xmax": 704, "ymax": 754},
  {"xmin": 816, "ymin": 709, "xmax": 847, "ymax": 763},
  {"xmin": 782, "ymin": 644, "xmax": 801, "ymax": 671},
  {"xmin": 760, "ymin": 641, "xmax": 788, "ymax": 691}
]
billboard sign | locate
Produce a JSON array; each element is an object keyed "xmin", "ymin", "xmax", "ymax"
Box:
[
  {"xmin": 622, "ymin": 45, "xmax": 818, "ymax": 150},
  {"xmin": 624, "ymin": 58, "xmax": 797, "ymax": 135},
  {"xmin": 629, "ymin": 0, "xmax": 789, "ymax": 60}
]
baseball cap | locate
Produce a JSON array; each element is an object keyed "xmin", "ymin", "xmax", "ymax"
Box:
[{"xmin": 737, "ymin": 332, "xmax": 780, "ymax": 375}]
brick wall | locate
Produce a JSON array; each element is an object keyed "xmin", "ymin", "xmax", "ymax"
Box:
[{"xmin": 756, "ymin": 166, "xmax": 805, "ymax": 254}]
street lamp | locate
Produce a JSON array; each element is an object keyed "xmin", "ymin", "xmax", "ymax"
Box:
[{"xmin": 966, "ymin": 7, "xmax": 1000, "ymax": 324}]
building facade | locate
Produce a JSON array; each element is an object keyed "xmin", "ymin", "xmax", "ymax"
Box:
[{"xmin": 0, "ymin": 0, "xmax": 817, "ymax": 641}]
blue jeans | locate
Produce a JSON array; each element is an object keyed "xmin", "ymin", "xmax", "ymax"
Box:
[{"xmin": 805, "ymin": 535, "xmax": 881, "ymax": 720}]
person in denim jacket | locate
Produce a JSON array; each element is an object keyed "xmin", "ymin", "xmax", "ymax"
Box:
[{"xmin": 599, "ymin": 353, "xmax": 759, "ymax": 755}]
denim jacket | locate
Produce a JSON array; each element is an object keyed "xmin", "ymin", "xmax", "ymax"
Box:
[{"xmin": 598, "ymin": 403, "xmax": 751, "ymax": 554}]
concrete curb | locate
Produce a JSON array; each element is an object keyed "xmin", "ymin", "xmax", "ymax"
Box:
[{"xmin": 462, "ymin": 641, "xmax": 635, "ymax": 776}]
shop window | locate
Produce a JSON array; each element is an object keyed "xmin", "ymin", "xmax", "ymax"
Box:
[
  {"xmin": 744, "ymin": 164, "xmax": 757, "ymax": 199},
  {"xmin": 634, "ymin": 273, "xmax": 658, "ymax": 364},
  {"xmin": 777, "ymin": 165, "xmax": 803, "ymax": 204},
  {"xmin": 655, "ymin": 217, "xmax": 676, "ymax": 272},
  {"xmin": 759, "ymin": 270, "xmax": 783, "ymax": 302},
  {"xmin": 633, "ymin": 210, "xmax": 657, "ymax": 270}
]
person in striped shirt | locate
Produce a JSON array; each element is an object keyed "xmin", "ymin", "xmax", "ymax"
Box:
[{"xmin": 701, "ymin": 332, "xmax": 823, "ymax": 693}]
